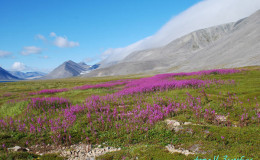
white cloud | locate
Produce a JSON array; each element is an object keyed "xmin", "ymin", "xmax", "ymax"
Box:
[
  {"xmin": 101, "ymin": 0, "xmax": 260, "ymax": 66},
  {"xmin": 37, "ymin": 32, "xmax": 79, "ymax": 48},
  {"xmin": 49, "ymin": 32, "xmax": 56, "ymax": 37},
  {"xmin": 11, "ymin": 62, "xmax": 26, "ymax": 71},
  {"xmin": 36, "ymin": 34, "xmax": 46, "ymax": 41},
  {"xmin": 21, "ymin": 46, "xmax": 42, "ymax": 55},
  {"xmin": 53, "ymin": 35, "xmax": 79, "ymax": 48},
  {"xmin": 0, "ymin": 50, "xmax": 12, "ymax": 58}
]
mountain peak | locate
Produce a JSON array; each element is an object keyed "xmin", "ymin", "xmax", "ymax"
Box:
[
  {"xmin": 64, "ymin": 60, "xmax": 76, "ymax": 64},
  {"xmin": 0, "ymin": 67, "xmax": 20, "ymax": 81},
  {"xmin": 43, "ymin": 60, "xmax": 87, "ymax": 79},
  {"xmin": 78, "ymin": 62, "xmax": 87, "ymax": 66}
]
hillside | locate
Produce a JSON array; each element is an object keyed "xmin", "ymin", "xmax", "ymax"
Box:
[
  {"xmin": 0, "ymin": 67, "xmax": 20, "ymax": 81},
  {"xmin": 43, "ymin": 60, "xmax": 87, "ymax": 79},
  {"xmin": 85, "ymin": 10, "xmax": 260, "ymax": 77}
]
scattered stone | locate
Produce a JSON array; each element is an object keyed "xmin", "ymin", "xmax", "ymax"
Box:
[
  {"xmin": 166, "ymin": 119, "xmax": 195, "ymax": 132},
  {"xmin": 189, "ymin": 144, "xmax": 200, "ymax": 153},
  {"xmin": 166, "ymin": 119, "xmax": 181, "ymax": 126},
  {"xmin": 32, "ymin": 143, "xmax": 121, "ymax": 159},
  {"xmin": 184, "ymin": 122, "xmax": 192, "ymax": 125},
  {"xmin": 165, "ymin": 119, "xmax": 182, "ymax": 132},
  {"xmin": 175, "ymin": 126, "xmax": 184, "ymax": 132},
  {"xmin": 166, "ymin": 144, "xmax": 195, "ymax": 156},
  {"xmin": 216, "ymin": 115, "xmax": 227, "ymax": 122},
  {"xmin": 190, "ymin": 144, "xmax": 208, "ymax": 154},
  {"xmin": 8, "ymin": 146, "xmax": 29, "ymax": 152}
]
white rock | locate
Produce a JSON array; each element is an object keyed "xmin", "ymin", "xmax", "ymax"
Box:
[
  {"xmin": 166, "ymin": 144, "xmax": 195, "ymax": 156},
  {"xmin": 8, "ymin": 146, "xmax": 22, "ymax": 152},
  {"xmin": 216, "ymin": 115, "xmax": 227, "ymax": 122},
  {"xmin": 184, "ymin": 122, "xmax": 192, "ymax": 125}
]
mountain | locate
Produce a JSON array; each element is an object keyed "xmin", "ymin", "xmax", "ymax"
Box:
[
  {"xmin": 79, "ymin": 64, "xmax": 101, "ymax": 75},
  {"xmin": 0, "ymin": 67, "xmax": 20, "ymax": 81},
  {"xmin": 85, "ymin": 10, "xmax": 260, "ymax": 77},
  {"xmin": 89, "ymin": 64, "xmax": 100, "ymax": 70},
  {"xmin": 78, "ymin": 62, "xmax": 91, "ymax": 70},
  {"xmin": 43, "ymin": 60, "xmax": 87, "ymax": 79},
  {"xmin": 25, "ymin": 72, "xmax": 47, "ymax": 79},
  {"xmin": 9, "ymin": 71, "xmax": 46, "ymax": 79}
]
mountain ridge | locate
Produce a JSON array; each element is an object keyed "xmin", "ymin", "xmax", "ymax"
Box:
[
  {"xmin": 0, "ymin": 67, "xmax": 20, "ymax": 81},
  {"xmin": 43, "ymin": 60, "xmax": 87, "ymax": 79},
  {"xmin": 9, "ymin": 71, "xmax": 46, "ymax": 80},
  {"xmin": 84, "ymin": 10, "xmax": 260, "ymax": 77},
  {"xmin": 42, "ymin": 60, "xmax": 100, "ymax": 79}
]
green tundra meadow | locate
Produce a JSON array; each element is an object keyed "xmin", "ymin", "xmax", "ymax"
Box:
[{"xmin": 0, "ymin": 66, "xmax": 259, "ymax": 160}]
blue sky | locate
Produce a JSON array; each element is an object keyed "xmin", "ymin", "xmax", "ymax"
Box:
[
  {"xmin": 1, "ymin": 0, "xmax": 260, "ymax": 73},
  {"xmin": 0, "ymin": 0, "xmax": 202, "ymax": 72}
]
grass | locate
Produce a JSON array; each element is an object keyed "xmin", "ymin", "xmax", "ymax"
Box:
[
  {"xmin": 0, "ymin": 101, "xmax": 28, "ymax": 119},
  {"xmin": 0, "ymin": 66, "xmax": 259, "ymax": 160}
]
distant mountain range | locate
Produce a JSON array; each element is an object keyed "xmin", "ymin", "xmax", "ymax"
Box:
[
  {"xmin": 0, "ymin": 66, "xmax": 47, "ymax": 81},
  {"xmin": 9, "ymin": 71, "xmax": 46, "ymax": 80},
  {"xmin": 84, "ymin": 9, "xmax": 260, "ymax": 77},
  {"xmin": 42, "ymin": 60, "xmax": 100, "ymax": 79},
  {"xmin": 0, "ymin": 67, "xmax": 20, "ymax": 81},
  {"xmin": 0, "ymin": 60, "xmax": 99, "ymax": 81}
]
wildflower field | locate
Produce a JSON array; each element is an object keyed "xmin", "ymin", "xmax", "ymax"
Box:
[{"xmin": 0, "ymin": 66, "xmax": 259, "ymax": 160}]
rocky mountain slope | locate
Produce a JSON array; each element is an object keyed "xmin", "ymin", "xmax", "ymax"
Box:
[
  {"xmin": 78, "ymin": 62, "xmax": 91, "ymax": 70},
  {"xmin": 85, "ymin": 10, "xmax": 260, "ymax": 77},
  {"xmin": 0, "ymin": 67, "xmax": 20, "ymax": 81},
  {"xmin": 43, "ymin": 60, "xmax": 87, "ymax": 79}
]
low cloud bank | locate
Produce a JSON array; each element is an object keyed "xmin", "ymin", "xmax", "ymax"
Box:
[{"xmin": 101, "ymin": 0, "xmax": 260, "ymax": 66}]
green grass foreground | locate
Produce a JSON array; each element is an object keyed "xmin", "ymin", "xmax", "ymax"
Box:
[{"xmin": 0, "ymin": 66, "xmax": 259, "ymax": 160}]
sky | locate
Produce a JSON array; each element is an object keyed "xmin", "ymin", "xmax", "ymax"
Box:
[
  {"xmin": 0, "ymin": 0, "xmax": 201, "ymax": 72},
  {"xmin": 0, "ymin": 0, "xmax": 260, "ymax": 73}
]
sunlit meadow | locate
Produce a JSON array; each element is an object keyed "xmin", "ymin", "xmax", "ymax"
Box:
[{"xmin": 0, "ymin": 67, "xmax": 259, "ymax": 159}]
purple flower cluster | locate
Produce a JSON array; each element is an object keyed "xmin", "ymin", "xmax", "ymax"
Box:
[
  {"xmin": 154, "ymin": 68, "xmax": 240, "ymax": 79},
  {"xmin": 116, "ymin": 69, "xmax": 239, "ymax": 96},
  {"xmin": 117, "ymin": 78, "xmax": 211, "ymax": 96},
  {"xmin": 27, "ymin": 97, "xmax": 70, "ymax": 111},
  {"xmin": 0, "ymin": 68, "xmax": 250, "ymax": 145}
]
